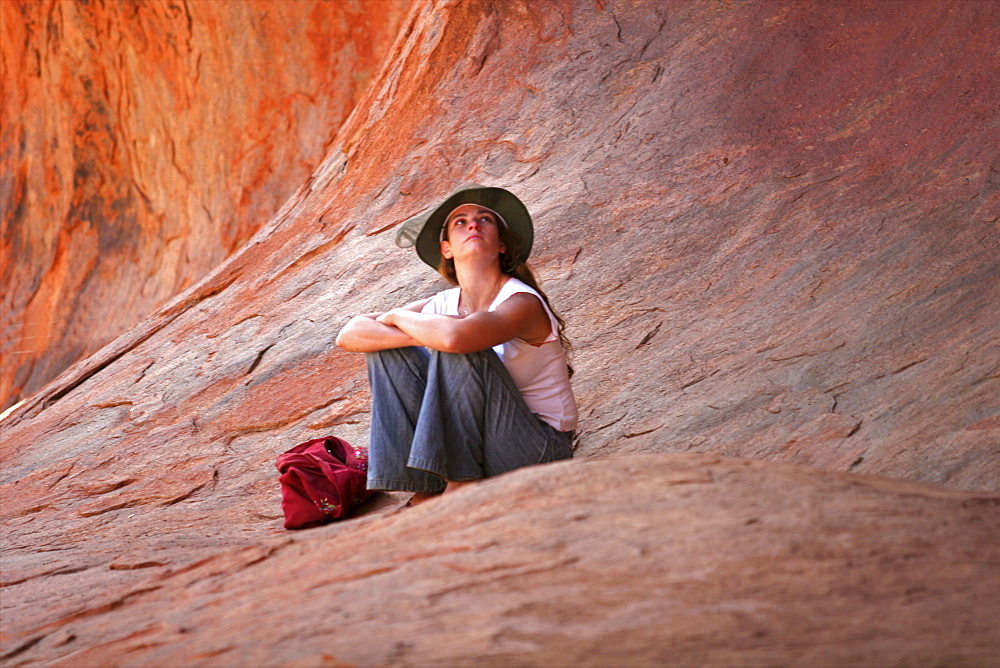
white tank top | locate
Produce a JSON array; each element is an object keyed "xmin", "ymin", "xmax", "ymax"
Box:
[{"xmin": 421, "ymin": 277, "xmax": 578, "ymax": 431}]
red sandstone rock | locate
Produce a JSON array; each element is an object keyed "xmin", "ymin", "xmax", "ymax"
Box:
[
  {"xmin": 1, "ymin": 0, "xmax": 999, "ymax": 663},
  {"xmin": 0, "ymin": 0, "xmax": 411, "ymax": 410},
  {"xmin": 5, "ymin": 0, "xmax": 996, "ymax": 487},
  {"xmin": 2, "ymin": 455, "xmax": 998, "ymax": 665}
]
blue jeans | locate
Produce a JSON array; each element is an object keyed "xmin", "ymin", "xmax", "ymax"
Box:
[{"xmin": 365, "ymin": 347, "xmax": 574, "ymax": 492}]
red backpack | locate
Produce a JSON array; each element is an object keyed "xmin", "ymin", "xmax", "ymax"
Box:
[{"xmin": 275, "ymin": 436, "xmax": 372, "ymax": 529}]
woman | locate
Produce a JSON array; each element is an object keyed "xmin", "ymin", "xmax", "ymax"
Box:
[{"xmin": 336, "ymin": 184, "xmax": 577, "ymax": 504}]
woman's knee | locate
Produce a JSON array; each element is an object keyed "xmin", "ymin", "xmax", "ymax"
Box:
[
  {"xmin": 367, "ymin": 346, "xmax": 427, "ymax": 370},
  {"xmin": 427, "ymin": 348, "xmax": 500, "ymax": 374}
]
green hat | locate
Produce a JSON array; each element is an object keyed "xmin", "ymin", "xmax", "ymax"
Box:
[{"xmin": 395, "ymin": 184, "xmax": 534, "ymax": 269}]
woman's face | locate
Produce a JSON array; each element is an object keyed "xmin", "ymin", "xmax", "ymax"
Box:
[{"xmin": 440, "ymin": 204, "xmax": 506, "ymax": 262}]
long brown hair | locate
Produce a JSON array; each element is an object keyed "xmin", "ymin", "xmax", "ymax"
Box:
[{"xmin": 438, "ymin": 223, "xmax": 572, "ymax": 354}]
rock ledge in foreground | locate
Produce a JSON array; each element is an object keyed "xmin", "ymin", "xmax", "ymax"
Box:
[{"xmin": 4, "ymin": 454, "xmax": 997, "ymax": 666}]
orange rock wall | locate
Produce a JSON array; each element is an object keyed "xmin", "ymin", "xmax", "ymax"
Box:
[{"xmin": 0, "ymin": 0, "xmax": 411, "ymax": 410}]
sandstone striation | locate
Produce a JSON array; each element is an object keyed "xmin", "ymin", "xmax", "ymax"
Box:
[
  {"xmin": 2, "ymin": 0, "xmax": 999, "ymax": 664},
  {"xmin": 3, "ymin": 455, "xmax": 998, "ymax": 665},
  {"xmin": 0, "ymin": 0, "xmax": 411, "ymax": 410}
]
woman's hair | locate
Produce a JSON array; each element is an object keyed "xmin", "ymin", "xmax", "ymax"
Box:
[{"xmin": 438, "ymin": 223, "xmax": 572, "ymax": 355}]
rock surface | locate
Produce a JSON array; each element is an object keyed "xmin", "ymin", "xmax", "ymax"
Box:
[
  {"xmin": 3, "ymin": 455, "xmax": 999, "ymax": 665},
  {"xmin": 0, "ymin": 0, "xmax": 410, "ymax": 410},
  {"xmin": 2, "ymin": 0, "xmax": 999, "ymax": 664}
]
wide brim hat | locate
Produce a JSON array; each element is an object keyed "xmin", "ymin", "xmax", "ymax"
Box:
[{"xmin": 395, "ymin": 184, "xmax": 534, "ymax": 269}]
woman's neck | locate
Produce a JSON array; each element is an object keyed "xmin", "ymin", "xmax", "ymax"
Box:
[{"xmin": 455, "ymin": 263, "xmax": 509, "ymax": 315}]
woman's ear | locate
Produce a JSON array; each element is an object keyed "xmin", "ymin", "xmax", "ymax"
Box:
[{"xmin": 441, "ymin": 240, "xmax": 453, "ymax": 260}]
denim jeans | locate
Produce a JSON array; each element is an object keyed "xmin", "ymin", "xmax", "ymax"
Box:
[{"xmin": 365, "ymin": 346, "xmax": 574, "ymax": 492}]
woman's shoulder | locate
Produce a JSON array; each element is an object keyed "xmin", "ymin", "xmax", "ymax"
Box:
[
  {"xmin": 492, "ymin": 278, "xmax": 559, "ymax": 343},
  {"xmin": 497, "ymin": 277, "xmax": 540, "ymax": 300}
]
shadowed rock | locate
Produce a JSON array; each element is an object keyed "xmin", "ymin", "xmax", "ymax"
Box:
[{"xmin": 1, "ymin": 0, "xmax": 998, "ymax": 663}]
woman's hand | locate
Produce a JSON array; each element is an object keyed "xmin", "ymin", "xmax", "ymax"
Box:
[
  {"xmin": 375, "ymin": 309, "xmax": 404, "ymax": 327},
  {"xmin": 335, "ymin": 300, "xmax": 429, "ymax": 352}
]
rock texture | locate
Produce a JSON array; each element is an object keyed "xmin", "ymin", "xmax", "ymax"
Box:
[
  {"xmin": 2, "ymin": 0, "xmax": 999, "ymax": 664},
  {"xmin": 3, "ymin": 455, "xmax": 999, "ymax": 665},
  {"xmin": 0, "ymin": 0, "xmax": 411, "ymax": 411}
]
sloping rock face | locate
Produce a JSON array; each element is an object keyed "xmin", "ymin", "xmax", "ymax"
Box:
[
  {"xmin": 2, "ymin": 0, "xmax": 999, "ymax": 664},
  {"xmin": 5, "ymin": 0, "xmax": 997, "ymax": 486},
  {"xmin": 3, "ymin": 455, "xmax": 999, "ymax": 665},
  {"xmin": 0, "ymin": 0, "xmax": 411, "ymax": 411}
]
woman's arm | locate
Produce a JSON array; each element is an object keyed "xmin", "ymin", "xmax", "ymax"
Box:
[
  {"xmin": 376, "ymin": 292, "xmax": 551, "ymax": 354},
  {"xmin": 335, "ymin": 299, "xmax": 430, "ymax": 352}
]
